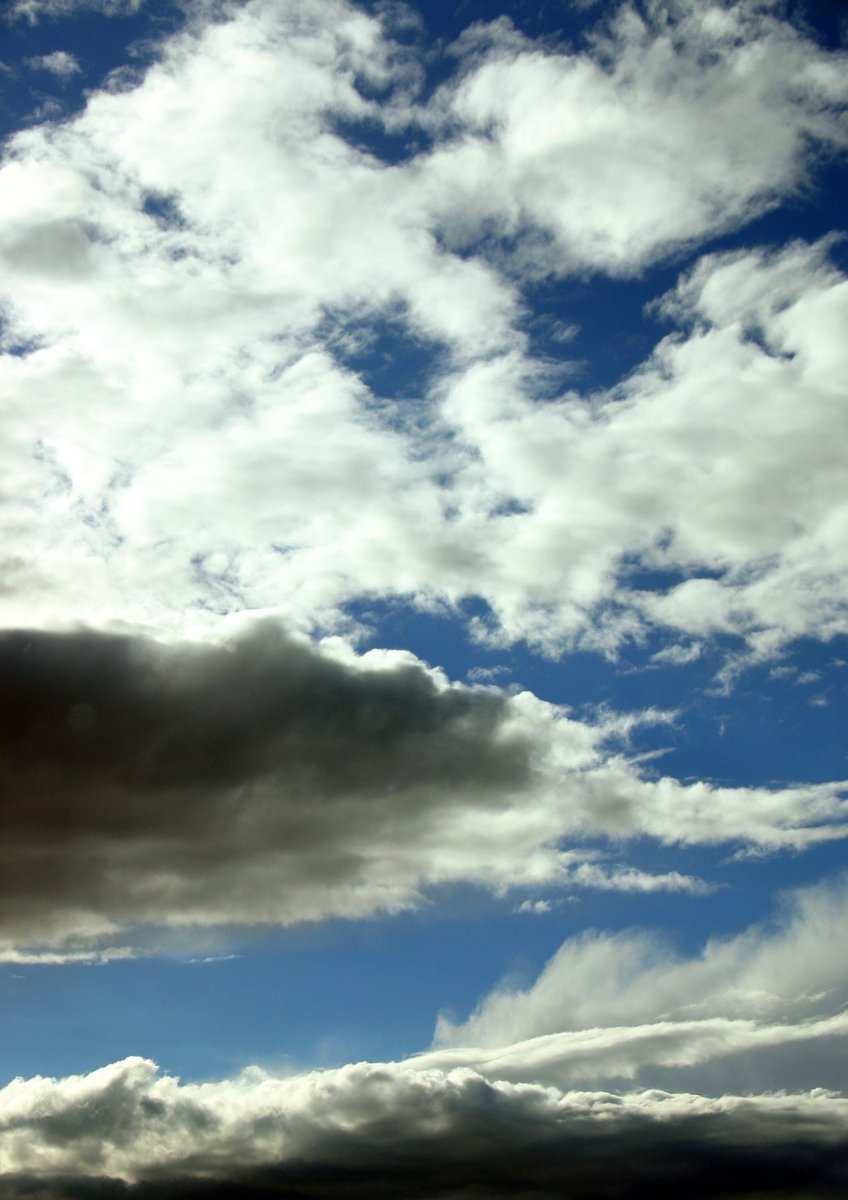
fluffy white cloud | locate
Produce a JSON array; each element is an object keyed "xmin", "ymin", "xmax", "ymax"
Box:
[
  {"xmin": 439, "ymin": 238, "xmax": 848, "ymax": 654},
  {"xmin": 1, "ymin": 1054, "xmax": 847, "ymax": 1198},
  {"xmin": 421, "ymin": 0, "xmax": 848, "ymax": 276},
  {"xmin": 0, "ymin": 0, "xmax": 845, "ymax": 668}
]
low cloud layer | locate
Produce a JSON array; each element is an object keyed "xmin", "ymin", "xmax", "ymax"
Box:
[
  {"xmin": 2, "ymin": 1055, "xmax": 848, "ymax": 1199},
  {"xmin": 5, "ymin": 880, "xmax": 848, "ymax": 1196},
  {"xmin": 2, "ymin": 622, "xmax": 846, "ymax": 954}
]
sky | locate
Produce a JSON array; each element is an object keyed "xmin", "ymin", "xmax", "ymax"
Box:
[{"xmin": 0, "ymin": 0, "xmax": 847, "ymax": 1196}]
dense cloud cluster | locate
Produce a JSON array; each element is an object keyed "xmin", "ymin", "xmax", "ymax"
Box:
[
  {"xmin": 2, "ymin": 621, "xmax": 845, "ymax": 955},
  {"xmin": 0, "ymin": 0, "xmax": 844, "ymax": 658},
  {"xmin": 0, "ymin": 621, "xmax": 533, "ymax": 948},
  {"xmin": 2, "ymin": 1054, "xmax": 848, "ymax": 1199}
]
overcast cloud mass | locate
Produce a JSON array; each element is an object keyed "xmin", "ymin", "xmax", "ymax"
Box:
[{"xmin": 0, "ymin": 0, "xmax": 846, "ymax": 1194}]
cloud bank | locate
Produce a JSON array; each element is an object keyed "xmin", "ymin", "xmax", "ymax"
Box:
[
  {"xmin": 6, "ymin": 879, "xmax": 848, "ymax": 1196},
  {"xmin": 2, "ymin": 1055, "xmax": 848, "ymax": 1199},
  {"xmin": 2, "ymin": 621, "xmax": 845, "ymax": 954}
]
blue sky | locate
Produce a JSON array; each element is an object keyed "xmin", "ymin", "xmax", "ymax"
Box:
[{"xmin": 0, "ymin": 0, "xmax": 847, "ymax": 1196}]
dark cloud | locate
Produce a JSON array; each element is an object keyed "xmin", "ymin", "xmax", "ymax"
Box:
[
  {"xmin": 1, "ymin": 1058, "xmax": 847, "ymax": 1199},
  {"xmin": 0, "ymin": 623, "xmax": 534, "ymax": 948}
]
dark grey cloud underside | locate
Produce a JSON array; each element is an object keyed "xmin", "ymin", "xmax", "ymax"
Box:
[
  {"xmin": 0, "ymin": 623, "xmax": 533, "ymax": 937},
  {"xmin": 4, "ymin": 1135, "xmax": 847, "ymax": 1200},
  {"xmin": 4, "ymin": 1062, "xmax": 848, "ymax": 1200}
]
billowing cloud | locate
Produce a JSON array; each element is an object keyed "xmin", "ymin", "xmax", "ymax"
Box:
[
  {"xmin": 441, "ymin": 237, "xmax": 848, "ymax": 655},
  {"xmin": 2, "ymin": 1055, "xmax": 848, "ymax": 1199},
  {"xmin": 424, "ymin": 0, "xmax": 848, "ymax": 275},
  {"xmin": 0, "ymin": 0, "xmax": 845, "ymax": 666},
  {"xmin": 1, "ymin": 621, "xmax": 846, "ymax": 954}
]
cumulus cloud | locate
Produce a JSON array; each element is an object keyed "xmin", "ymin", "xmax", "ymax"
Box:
[
  {"xmin": 1, "ymin": 1055, "xmax": 848, "ymax": 1199},
  {"xmin": 424, "ymin": 0, "xmax": 848, "ymax": 276},
  {"xmin": 0, "ymin": 0, "xmax": 844, "ymax": 667},
  {"xmin": 439, "ymin": 237, "xmax": 848, "ymax": 654},
  {"xmin": 0, "ymin": 620, "xmax": 534, "ymax": 949},
  {"xmin": 1, "ymin": 621, "xmax": 845, "ymax": 954}
]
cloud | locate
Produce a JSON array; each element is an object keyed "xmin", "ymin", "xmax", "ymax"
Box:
[
  {"xmin": 2, "ymin": 1055, "xmax": 848, "ymax": 1199},
  {"xmin": 419, "ymin": 1011, "xmax": 848, "ymax": 1095},
  {"xmin": 0, "ymin": 0, "xmax": 844, "ymax": 669},
  {"xmin": 423, "ymin": 0, "xmax": 848, "ymax": 276},
  {"xmin": 7, "ymin": 0, "xmax": 145, "ymax": 22},
  {"xmin": 1, "ymin": 621, "xmax": 846, "ymax": 954},
  {"xmin": 25, "ymin": 52, "xmax": 81, "ymax": 78},
  {"xmin": 426, "ymin": 876, "xmax": 848, "ymax": 1097},
  {"xmin": 0, "ymin": 620, "xmax": 533, "ymax": 948},
  {"xmin": 440, "ymin": 237, "xmax": 848, "ymax": 655},
  {"xmin": 434, "ymin": 874, "xmax": 848, "ymax": 1087}
]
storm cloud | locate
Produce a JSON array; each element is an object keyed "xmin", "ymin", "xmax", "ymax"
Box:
[
  {"xmin": 3, "ymin": 619, "xmax": 847, "ymax": 954},
  {"xmin": 0, "ymin": 621, "xmax": 537, "ymax": 947},
  {"xmin": 2, "ymin": 620, "xmax": 846, "ymax": 954}
]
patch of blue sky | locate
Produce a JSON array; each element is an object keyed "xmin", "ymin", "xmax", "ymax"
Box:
[
  {"xmin": 0, "ymin": 879, "xmax": 733, "ymax": 1082},
  {"xmin": 0, "ymin": 1, "xmax": 182, "ymax": 141},
  {"xmin": 6, "ymin": 833, "xmax": 844, "ymax": 1086}
]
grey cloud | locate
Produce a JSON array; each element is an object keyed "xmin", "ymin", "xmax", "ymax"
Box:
[
  {"xmin": 1, "ymin": 1057, "xmax": 847, "ymax": 1199},
  {"xmin": 0, "ymin": 622, "xmax": 535, "ymax": 947},
  {"xmin": 2, "ymin": 620, "xmax": 846, "ymax": 953}
]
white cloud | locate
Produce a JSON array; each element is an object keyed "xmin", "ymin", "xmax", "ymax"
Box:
[
  {"xmin": 439, "ymin": 238, "xmax": 848, "ymax": 656},
  {"xmin": 435, "ymin": 875, "xmax": 848, "ymax": 1051},
  {"xmin": 0, "ymin": 0, "xmax": 843, "ymax": 672},
  {"xmin": 421, "ymin": 0, "xmax": 848, "ymax": 276},
  {"xmin": 419, "ymin": 1010, "xmax": 848, "ymax": 1095},
  {"xmin": 8, "ymin": 0, "xmax": 145, "ymax": 22},
  {"xmin": 25, "ymin": 51, "xmax": 81, "ymax": 77}
]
